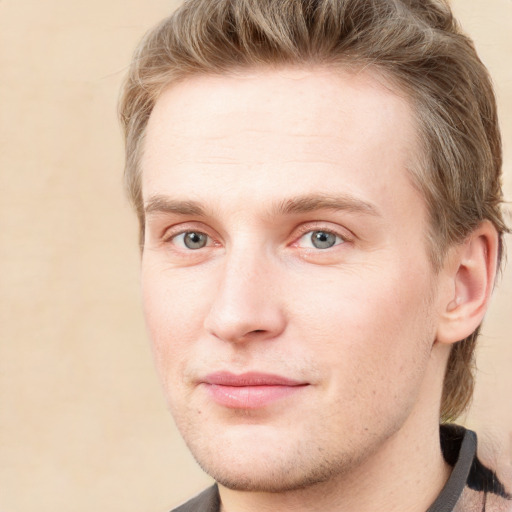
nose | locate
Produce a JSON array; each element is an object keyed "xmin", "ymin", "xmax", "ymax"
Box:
[{"xmin": 203, "ymin": 249, "xmax": 287, "ymax": 343}]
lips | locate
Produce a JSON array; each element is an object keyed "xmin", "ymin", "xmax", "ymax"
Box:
[{"xmin": 201, "ymin": 371, "xmax": 308, "ymax": 409}]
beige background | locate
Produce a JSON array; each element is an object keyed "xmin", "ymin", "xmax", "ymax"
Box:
[{"xmin": 0, "ymin": 1, "xmax": 510, "ymax": 511}]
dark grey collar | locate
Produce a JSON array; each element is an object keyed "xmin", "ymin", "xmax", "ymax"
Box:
[
  {"xmin": 426, "ymin": 425, "xmax": 477, "ymax": 512},
  {"xmin": 172, "ymin": 484, "xmax": 220, "ymax": 512}
]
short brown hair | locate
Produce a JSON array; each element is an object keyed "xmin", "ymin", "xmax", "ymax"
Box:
[{"xmin": 119, "ymin": 0, "xmax": 508, "ymax": 422}]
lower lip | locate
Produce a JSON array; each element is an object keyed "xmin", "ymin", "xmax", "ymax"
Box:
[{"xmin": 204, "ymin": 384, "xmax": 307, "ymax": 409}]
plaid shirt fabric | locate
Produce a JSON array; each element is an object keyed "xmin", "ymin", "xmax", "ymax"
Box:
[
  {"xmin": 172, "ymin": 425, "xmax": 511, "ymax": 512},
  {"xmin": 430, "ymin": 425, "xmax": 511, "ymax": 512}
]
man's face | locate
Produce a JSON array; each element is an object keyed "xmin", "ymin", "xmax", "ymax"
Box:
[{"xmin": 141, "ymin": 67, "xmax": 448, "ymax": 491}]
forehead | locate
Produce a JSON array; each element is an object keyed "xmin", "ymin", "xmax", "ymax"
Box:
[{"xmin": 142, "ymin": 66, "xmax": 421, "ymax": 219}]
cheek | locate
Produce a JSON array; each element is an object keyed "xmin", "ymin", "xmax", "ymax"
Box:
[
  {"xmin": 141, "ymin": 267, "xmax": 211, "ymax": 382},
  {"xmin": 291, "ymin": 265, "xmax": 436, "ymax": 385},
  {"xmin": 295, "ymin": 266, "xmax": 424, "ymax": 333}
]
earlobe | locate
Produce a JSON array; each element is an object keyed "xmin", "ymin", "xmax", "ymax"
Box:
[{"xmin": 436, "ymin": 221, "xmax": 499, "ymax": 345}]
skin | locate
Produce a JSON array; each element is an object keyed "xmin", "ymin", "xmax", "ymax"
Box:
[{"xmin": 140, "ymin": 67, "xmax": 495, "ymax": 512}]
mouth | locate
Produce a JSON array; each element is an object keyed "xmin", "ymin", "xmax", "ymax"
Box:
[{"xmin": 200, "ymin": 371, "xmax": 309, "ymax": 409}]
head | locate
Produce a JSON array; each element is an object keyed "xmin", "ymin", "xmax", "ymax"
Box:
[
  {"xmin": 119, "ymin": 0, "xmax": 507, "ymax": 488},
  {"xmin": 120, "ymin": 0, "xmax": 507, "ymax": 423}
]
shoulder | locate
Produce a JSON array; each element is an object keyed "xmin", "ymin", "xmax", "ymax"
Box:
[
  {"xmin": 456, "ymin": 454, "xmax": 512, "ymax": 511},
  {"xmin": 440, "ymin": 424, "xmax": 512, "ymax": 512},
  {"xmin": 455, "ymin": 487, "xmax": 512, "ymax": 512}
]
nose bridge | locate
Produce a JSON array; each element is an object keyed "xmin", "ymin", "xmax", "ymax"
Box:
[
  {"xmin": 204, "ymin": 241, "xmax": 285, "ymax": 342},
  {"xmin": 225, "ymin": 242, "xmax": 266, "ymax": 291}
]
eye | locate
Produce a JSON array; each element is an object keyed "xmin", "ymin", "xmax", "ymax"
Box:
[
  {"xmin": 297, "ymin": 230, "xmax": 345, "ymax": 250},
  {"xmin": 172, "ymin": 231, "xmax": 210, "ymax": 250}
]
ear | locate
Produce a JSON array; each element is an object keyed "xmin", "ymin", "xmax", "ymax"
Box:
[{"xmin": 436, "ymin": 221, "xmax": 499, "ymax": 345}]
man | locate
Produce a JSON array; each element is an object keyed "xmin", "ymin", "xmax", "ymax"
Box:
[{"xmin": 119, "ymin": 1, "xmax": 510, "ymax": 510}]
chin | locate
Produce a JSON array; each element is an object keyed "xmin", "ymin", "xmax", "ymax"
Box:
[
  {"xmin": 197, "ymin": 456, "xmax": 348, "ymax": 493},
  {"xmin": 171, "ymin": 393, "xmax": 409, "ymax": 493},
  {"xmin": 184, "ymin": 429, "xmax": 360, "ymax": 493}
]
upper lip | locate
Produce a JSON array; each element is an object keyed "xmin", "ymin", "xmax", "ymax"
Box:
[{"xmin": 202, "ymin": 371, "xmax": 307, "ymax": 387}]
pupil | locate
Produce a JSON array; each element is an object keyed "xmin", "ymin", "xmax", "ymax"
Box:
[
  {"xmin": 312, "ymin": 231, "xmax": 336, "ymax": 249},
  {"xmin": 185, "ymin": 232, "xmax": 206, "ymax": 249}
]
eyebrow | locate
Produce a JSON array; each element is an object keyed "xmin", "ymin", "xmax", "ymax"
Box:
[
  {"xmin": 144, "ymin": 193, "xmax": 380, "ymax": 218},
  {"xmin": 272, "ymin": 193, "xmax": 380, "ymax": 217},
  {"xmin": 145, "ymin": 196, "xmax": 206, "ymax": 216}
]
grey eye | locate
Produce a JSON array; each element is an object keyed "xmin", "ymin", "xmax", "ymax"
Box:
[
  {"xmin": 183, "ymin": 232, "xmax": 208, "ymax": 249},
  {"xmin": 310, "ymin": 231, "xmax": 338, "ymax": 249}
]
